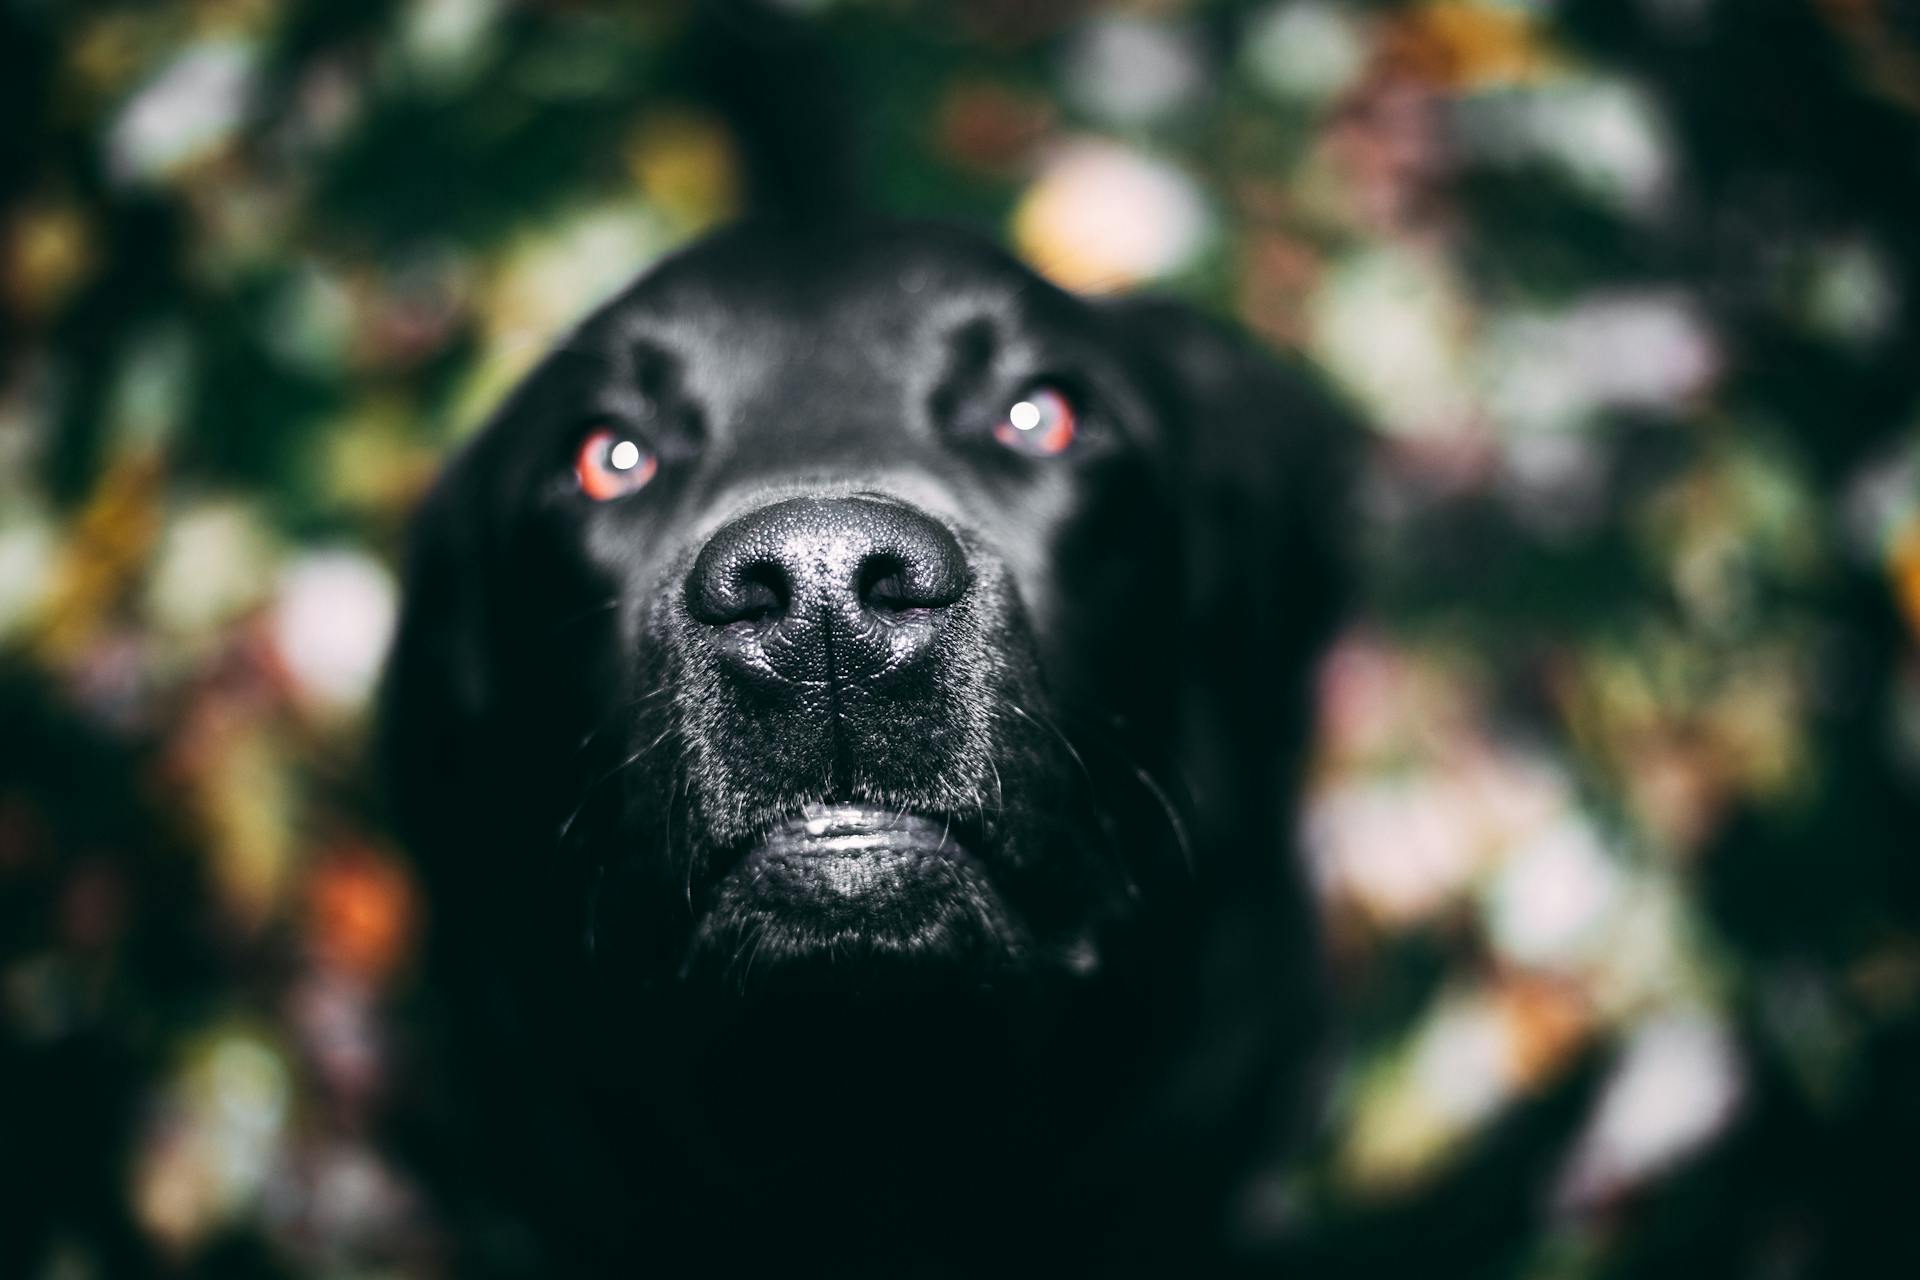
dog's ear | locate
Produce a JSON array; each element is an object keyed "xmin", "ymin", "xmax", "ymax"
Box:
[
  {"xmin": 378, "ymin": 447, "xmax": 503, "ymax": 877},
  {"xmin": 1103, "ymin": 297, "xmax": 1365, "ymax": 806},
  {"xmin": 1096, "ymin": 299, "xmax": 1356, "ymax": 1133}
]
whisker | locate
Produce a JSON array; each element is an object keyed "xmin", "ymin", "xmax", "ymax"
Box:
[
  {"xmin": 551, "ymin": 596, "xmax": 623, "ymax": 632},
  {"xmin": 558, "ymin": 722, "xmax": 676, "ymax": 845},
  {"xmin": 675, "ymin": 774, "xmax": 695, "ymax": 918},
  {"xmin": 733, "ymin": 924, "xmax": 769, "ymax": 995},
  {"xmin": 985, "ymin": 754, "xmax": 1006, "ymax": 829},
  {"xmin": 1005, "ymin": 701, "xmax": 1094, "ymax": 795},
  {"xmin": 1053, "ymin": 708, "xmax": 1198, "ymax": 885},
  {"xmin": 572, "ymin": 682, "xmax": 676, "ymax": 757},
  {"xmin": 1005, "ymin": 699, "xmax": 1136, "ymax": 900},
  {"xmin": 1129, "ymin": 763, "xmax": 1194, "ymax": 879}
]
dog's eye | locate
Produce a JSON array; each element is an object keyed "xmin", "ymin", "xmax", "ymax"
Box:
[
  {"xmin": 574, "ymin": 427, "xmax": 659, "ymax": 501},
  {"xmin": 992, "ymin": 388, "xmax": 1077, "ymax": 457}
]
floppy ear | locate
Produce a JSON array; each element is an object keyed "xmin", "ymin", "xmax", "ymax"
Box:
[
  {"xmin": 1092, "ymin": 300, "xmax": 1361, "ymax": 1162},
  {"xmin": 1103, "ymin": 298, "xmax": 1365, "ymax": 835},
  {"xmin": 377, "ymin": 448, "xmax": 505, "ymax": 883}
]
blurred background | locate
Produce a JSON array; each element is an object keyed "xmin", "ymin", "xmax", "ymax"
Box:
[{"xmin": 3, "ymin": 0, "xmax": 1919, "ymax": 1275}]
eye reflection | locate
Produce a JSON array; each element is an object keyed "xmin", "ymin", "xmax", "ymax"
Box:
[
  {"xmin": 576, "ymin": 428, "xmax": 659, "ymax": 501},
  {"xmin": 993, "ymin": 387, "xmax": 1076, "ymax": 457}
]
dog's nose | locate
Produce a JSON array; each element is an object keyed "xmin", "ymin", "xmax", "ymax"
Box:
[{"xmin": 686, "ymin": 496, "xmax": 969, "ymax": 689}]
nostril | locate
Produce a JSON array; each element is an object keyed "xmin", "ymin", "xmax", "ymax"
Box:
[
  {"xmin": 689, "ymin": 556, "xmax": 791, "ymax": 627},
  {"xmin": 723, "ymin": 561, "xmax": 790, "ymax": 625},
  {"xmin": 857, "ymin": 553, "xmax": 913, "ymax": 612},
  {"xmin": 857, "ymin": 550, "xmax": 966, "ymax": 614}
]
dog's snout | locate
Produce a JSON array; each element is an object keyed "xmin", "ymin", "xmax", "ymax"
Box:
[{"xmin": 686, "ymin": 496, "xmax": 968, "ymax": 688}]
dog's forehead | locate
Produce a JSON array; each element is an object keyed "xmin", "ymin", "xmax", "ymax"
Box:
[{"xmin": 584, "ymin": 224, "xmax": 1060, "ymax": 376}]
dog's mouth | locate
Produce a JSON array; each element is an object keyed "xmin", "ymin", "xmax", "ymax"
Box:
[
  {"xmin": 715, "ymin": 802, "xmax": 993, "ymax": 913},
  {"xmin": 701, "ymin": 802, "xmax": 988, "ymax": 899},
  {"xmin": 684, "ymin": 802, "xmax": 1021, "ymax": 988},
  {"xmin": 751, "ymin": 803, "xmax": 970, "ymax": 864}
]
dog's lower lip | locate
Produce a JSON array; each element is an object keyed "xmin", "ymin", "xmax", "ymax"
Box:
[{"xmin": 757, "ymin": 803, "xmax": 965, "ymax": 858}]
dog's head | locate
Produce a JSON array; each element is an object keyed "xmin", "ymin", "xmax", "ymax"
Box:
[{"xmin": 382, "ymin": 220, "xmax": 1352, "ymax": 1204}]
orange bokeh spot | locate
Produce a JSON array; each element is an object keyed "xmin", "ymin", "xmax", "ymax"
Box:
[{"xmin": 306, "ymin": 844, "xmax": 416, "ymax": 982}]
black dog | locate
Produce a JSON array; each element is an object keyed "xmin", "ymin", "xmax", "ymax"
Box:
[{"xmin": 382, "ymin": 220, "xmax": 1355, "ymax": 1273}]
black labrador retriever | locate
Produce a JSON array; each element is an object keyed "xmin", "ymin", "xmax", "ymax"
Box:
[{"xmin": 382, "ymin": 219, "xmax": 1355, "ymax": 1274}]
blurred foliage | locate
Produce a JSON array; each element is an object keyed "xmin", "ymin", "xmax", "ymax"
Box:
[{"xmin": 2, "ymin": 0, "xmax": 1919, "ymax": 1275}]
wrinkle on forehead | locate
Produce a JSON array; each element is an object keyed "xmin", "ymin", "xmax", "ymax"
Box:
[{"xmin": 580, "ymin": 285, "xmax": 1049, "ymax": 473}]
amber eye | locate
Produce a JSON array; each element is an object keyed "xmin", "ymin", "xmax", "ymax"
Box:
[
  {"xmin": 992, "ymin": 387, "xmax": 1077, "ymax": 457},
  {"xmin": 574, "ymin": 428, "xmax": 658, "ymax": 501}
]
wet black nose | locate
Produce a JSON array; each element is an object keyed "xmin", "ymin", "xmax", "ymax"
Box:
[{"xmin": 685, "ymin": 496, "xmax": 969, "ymax": 692}]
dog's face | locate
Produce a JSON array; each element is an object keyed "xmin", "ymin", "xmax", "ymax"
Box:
[{"xmin": 384, "ymin": 221, "xmax": 1350, "ymax": 1199}]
